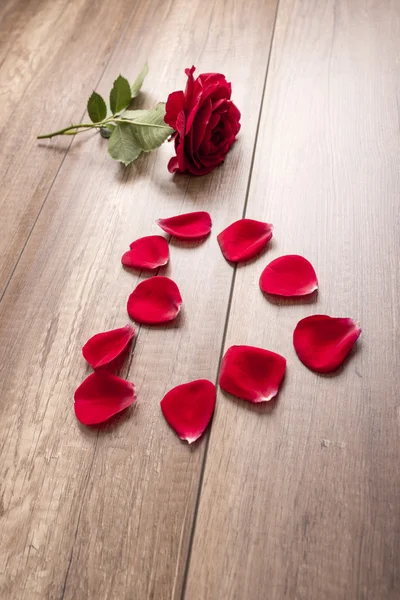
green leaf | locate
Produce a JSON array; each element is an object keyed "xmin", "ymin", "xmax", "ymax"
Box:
[
  {"xmin": 108, "ymin": 122, "xmax": 142, "ymax": 166},
  {"xmin": 100, "ymin": 124, "xmax": 115, "ymax": 139},
  {"xmin": 130, "ymin": 103, "xmax": 174, "ymax": 152},
  {"xmin": 110, "ymin": 75, "xmax": 132, "ymax": 114},
  {"xmin": 130, "ymin": 62, "xmax": 149, "ymax": 98},
  {"xmin": 121, "ymin": 110, "xmax": 149, "ymax": 121},
  {"xmin": 87, "ymin": 91, "xmax": 107, "ymax": 123}
]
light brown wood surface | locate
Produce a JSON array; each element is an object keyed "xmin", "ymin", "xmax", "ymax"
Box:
[{"xmin": 0, "ymin": 0, "xmax": 399, "ymax": 599}]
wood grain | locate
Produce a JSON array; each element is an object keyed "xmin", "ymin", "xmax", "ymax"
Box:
[
  {"xmin": 0, "ymin": 0, "xmax": 279, "ymax": 598},
  {"xmin": 184, "ymin": 1, "xmax": 400, "ymax": 598},
  {"xmin": 0, "ymin": 0, "xmax": 136, "ymax": 296}
]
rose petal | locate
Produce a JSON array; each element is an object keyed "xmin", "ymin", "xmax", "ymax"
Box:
[
  {"xmin": 217, "ymin": 219, "xmax": 273, "ymax": 262},
  {"xmin": 82, "ymin": 324, "xmax": 135, "ymax": 369},
  {"xmin": 227, "ymin": 101, "xmax": 241, "ymax": 130},
  {"xmin": 184, "ymin": 65, "xmax": 196, "ymax": 104},
  {"xmin": 121, "ymin": 235, "xmax": 169, "ymax": 270},
  {"xmin": 186, "ymin": 82, "xmax": 219, "ymax": 134},
  {"xmin": 193, "ymin": 98, "xmax": 213, "ymax": 150},
  {"xmin": 198, "ymin": 72, "xmax": 232, "ymax": 97},
  {"xmin": 293, "ymin": 315, "xmax": 361, "ymax": 373},
  {"xmin": 175, "ymin": 109, "xmax": 186, "ymax": 138},
  {"xmin": 157, "ymin": 211, "xmax": 212, "ymax": 239},
  {"xmin": 219, "ymin": 345, "xmax": 286, "ymax": 403},
  {"xmin": 168, "ymin": 155, "xmax": 180, "ymax": 173},
  {"xmin": 74, "ymin": 372, "xmax": 136, "ymax": 425},
  {"xmin": 160, "ymin": 379, "xmax": 216, "ymax": 443},
  {"xmin": 260, "ymin": 255, "xmax": 318, "ymax": 297},
  {"xmin": 164, "ymin": 90, "xmax": 185, "ymax": 129},
  {"xmin": 127, "ymin": 276, "xmax": 182, "ymax": 324}
]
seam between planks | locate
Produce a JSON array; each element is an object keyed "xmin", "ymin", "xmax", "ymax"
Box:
[
  {"xmin": 179, "ymin": 1, "xmax": 282, "ymax": 598},
  {"xmin": 0, "ymin": 3, "xmax": 137, "ymax": 306}
]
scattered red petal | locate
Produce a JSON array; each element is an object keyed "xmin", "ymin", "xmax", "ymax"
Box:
[
  {"xmin": 156, "ymin": 211, "xmax": 212, "ymax": 239},
  {"xmin": 82, "ymin": 324, "xmax": 135, "ymax": 369},
  {"xmin": 74, "ymin": 372, "xmax": 136, "ymax": 425},
  {"xmin": 219, "ymin": 345, "xmax": 286, "ymax": 403},
  {"xmin": 127, "ymin": 276, "xmax": 182, "ymax": 324},
  {"xmin": 217, "ymin": 219, "xmax": 273, "ymax": 262},
  {"xmin": 293, "ymin": 315, "xmax": 361, "ymax": 373},
  {"xmin": 121, "ymin": 235, "xmax": 169, "ymax": 270},
  {"xmin": 260, "ymin": 254, "xmax": 318, "ymax": 297},
  {"xmin": 160, "ymin": 379, "xmax": 216, "ymax": 443}
]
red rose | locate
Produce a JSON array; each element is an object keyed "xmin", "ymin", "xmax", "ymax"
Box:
[{"xmin": 165, "ymin": 66, "xmax": 241, "ymax": 176}]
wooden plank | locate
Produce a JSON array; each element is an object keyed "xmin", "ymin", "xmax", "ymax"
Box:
[
  {"xmin": 184, "ymin": 1, "xmax": 400, "ymax": 598},
  {"xmin": 0, "ymin": 0, "xmax": 71, "ymax": 74},
  {"xmin": 0, "ymin": 0, "xmax": 136, "ymax": 295},
  {"xmin": 0, "ymin": 0, "xmax": 279, "ymax": 598}
]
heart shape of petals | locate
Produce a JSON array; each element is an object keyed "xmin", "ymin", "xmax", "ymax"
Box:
[
  {"xmin": 219, "ymin": 345, "xmax": 286, "ymax": 403},
  {"xmin": 121, "ymin": 235, "xmax": 169, "ymax": 270},
  {"xmin": 74, "ymin": 372, "xmax": 136, "ymax": 425},
  {"xmin": 260, "ymin": 254, "xmax": 318, "ymax": 297},
  {"xmin": 217, "ymin": 219, "xmax": 273, "ymax": 262},
  {"xmin": 156, "ymin": 211, "xmax": 212, "ymax": 239},
  {"xmin": 82, "ymin": 324, "xmax": 135, "ymax": 369},
  {"xmin": 161, "ymin": 379, "xmax": 216, "ymax": 443},
  {"xmin": 127, "ymin": 276, "xmax": 182, "ymax": 324},
  {"xmin": 293, "ymin": 315, "xmax": 361, "ymax": 373}
]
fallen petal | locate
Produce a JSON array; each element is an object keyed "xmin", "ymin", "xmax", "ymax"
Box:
[
  {"xmin": 260, "ymin": 254, "xmax": 318, "ymax": 297},
  {"xmin": 127, "ymin": 276, "xmax": 182, "ymax": 324},
  {"xmin": 74, "ymin": 372, "xmax": 136, "ymax": 425},
  {"xmin": 217, "ymin": 219, "xmax": 273, "ymax": 262},
  {"xmin": 161, "ymin": 379, "xmax": 216, "ymax": 443},
  {"xmin": 157, "ymin": 211, "xmax": 212, "ymax": 239},
  {"xmin": 219, "ymin": 345, "xmax": 286, "ymax": 403},
  {"xmin": 293, "ymin": 315, "xmax": 362, "ymax": 373},
  {"xmin": 82, "ymin": 324, "xmax": 135, "ymax": 369},
  {"xmin": 122, "ymin": 235, "xmax": 169, "ymax": 270}
]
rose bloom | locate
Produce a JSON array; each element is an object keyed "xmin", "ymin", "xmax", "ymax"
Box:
[{"xmin": 164, "ymin": 66, "xmax": 241, "ymax": 176}]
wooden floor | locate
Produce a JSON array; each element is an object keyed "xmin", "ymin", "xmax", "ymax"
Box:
[{"xmin": 0, "ymin": 0, "xmax": 399, "ymax": 598}]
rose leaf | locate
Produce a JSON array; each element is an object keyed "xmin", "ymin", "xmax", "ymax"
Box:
[
  {"xmin": 130, "ymin": 62, "xmax": 149, "ymax": 98},
  {"xmin": 87, "ymin": 91, "xmax": 107, "ymax": 123},
  {"xmin": 108, "ymin": 122, "xmax": 141, "ymax": 165},
  {"xmin": 110, "ymin": 75, "xmax": 132, "ymax": 114}
]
